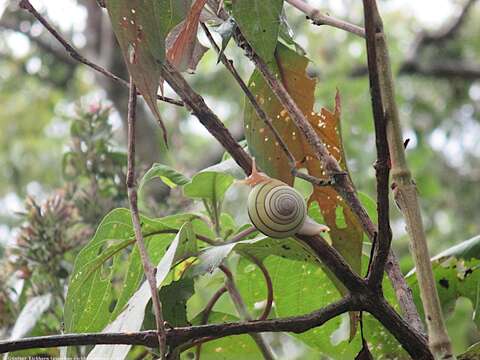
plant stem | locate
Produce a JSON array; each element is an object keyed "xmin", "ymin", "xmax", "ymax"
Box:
[
  {"xmin": 126, "ymin": 79, "xmax": 166, "ymax": 359},
  {"xmin": 362, "ymin": 1, "xmax": 454, "ymax": 358},
  {"xmin": 219, "ymin": 265, "xmax": 275, "ymax": 360}
]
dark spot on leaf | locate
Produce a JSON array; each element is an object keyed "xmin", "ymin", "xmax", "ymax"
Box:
[
  {"xmin": 439, "ymin": 278, "xmax": 449, "ymax": 289},
  {"xmin": 281, "ymin": 245, "xmax": 291, "ymax": 250},
  {"xmin": 465, "ymin": 268, "xmax": 473, "ymax": 278},
  {"xmin": 109, "ymin": 299, "xmax": 117, "ymax": 313}
]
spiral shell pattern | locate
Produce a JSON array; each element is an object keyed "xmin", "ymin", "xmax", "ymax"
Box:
[{"xmin": 247, "ymin": 179, "xmax": 307, "ymax": 238}]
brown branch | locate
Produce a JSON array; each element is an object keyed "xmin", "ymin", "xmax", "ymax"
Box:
[
  {"xmin": 286, "ymin": 0, "xmax": 365, "ymax": 38},
  {"xmin": 0, "ymin": 297, "xmax": 353, "ymax": 354},
  {"xmin": 362, "ymin": 0, "xmax": 392, "ymax": 290},
  {"xmin": 362, "ymin": 1, "xmax": 453, "ymax": 358},
  {"xmin": 160, "ymin": 61, "xmax": 252, "ymax": 174},
  {"xmin": 18, "ymin": 0, "xmax": 183, "ymax": 107},
  {"xmin": 201, "ymin": 23, "xmax": 333, "ymax": 187},
  {"xmin": 126, "ymin": 79, "xmax": 166, "ymax": 359}
]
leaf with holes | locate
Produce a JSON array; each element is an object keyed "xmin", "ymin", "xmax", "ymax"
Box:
[
  {"xmin": 244, "ymin": 43, "xmax": 363, "ymax": 337},
  {"xmin": 407, "ymin": 235, "xmax": 480, "ymax": 329},
  {"xmin": 235, "ymin": 255, "xmax": 408, "ymax": 359},
  {"xmin": 106, "ymin": 1, "xmax": 190, "ymax": 142},
  {"xmin": 232, "ymin": 0, "xmax": 284, "ymax": 68},
  {"xmin": 64, "ymin": 208, "xmax": 197, "ymax": 334}
]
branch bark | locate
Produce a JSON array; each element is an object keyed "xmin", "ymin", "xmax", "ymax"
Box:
[
  {"xmin": 0, "ymin": 298, "xmax": 353, "ymax": 354},
  {"xmin": 286, "ymin": 0, "xmax": 365, "ymax": 38},
  {"xmin": 362, "ymin": 1, "xmax": 454, "ymax": 358}
]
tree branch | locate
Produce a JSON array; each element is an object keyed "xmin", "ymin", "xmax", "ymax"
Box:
[
  {"xmin": 286, "ymin": 0, "xmax": 365, "ymax": 38},
  {"xmin": 362, "ymin": 1, "xmax": 454, "ymax": 358},
  {"xmin": 0, "ymin": 298, "xmax": 354, "ymax": 354},
  {"xmin": 18, "ymin": 0, "xmax": 183, "ymax": 107},
  {"xmin": 362, "ymin": 0, "xmax": 393, "ymax": 290}
]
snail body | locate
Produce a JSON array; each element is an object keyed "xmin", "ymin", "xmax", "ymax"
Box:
[{"xmin": 243, "ymin": 159, "xmax": 329, "ymax": 239}]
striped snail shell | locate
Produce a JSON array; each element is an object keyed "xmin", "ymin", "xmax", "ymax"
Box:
[{"xmin": 247, "ymin": 179, "xmax": 307, "ymax": 238}]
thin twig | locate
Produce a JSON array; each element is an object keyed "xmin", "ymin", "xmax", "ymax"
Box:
[
  {"xmin": 195, "ymin": 286, "xmax": 228, "ymax": 359},
  {"xmin": 126, "ymin": 79, "xmax": 166, "ymax": 359},
  {"xmin": 224, "ymin": 226, "xmax": 257, "ymax": 244},
  {"xmin": 219, "ymin": 265, "xmax": 275, "ymax": 360},
  {"xmin": 18, "ymin": 0, "xmax": 183, "ymax": 107},
  {"xmin": 286, "ymin": 0, "xmax": 365, "ymax": 38},
  {"xmin": 361, "ymin": 1, "xmax": 454, "ymax": 358},
  {"xmin": 242, "ymin": 254, "xmax": 274, "ymax": 321}
]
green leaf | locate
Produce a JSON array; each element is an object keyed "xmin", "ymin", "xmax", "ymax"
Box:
[
  {"xmin": 408, "ymin": 258, "xmax": 480, "ymax": 329},
  {"xmin": 64, "ymin": 208, "xmax": 197, "ymax": 333},
  {"xmin": 232, "ymin": 0, "xmax": 284, "ymax": 67},
  {"xmin": 159, "ymin": 278, "xmax": 195, "ymax": 327},
  {"xmin": 188, "ymin": 235, "xmax": 317, "ymax": 277},
  {"xmin": 87, "ymin": 223, "xmax": 195, "ymax": 360},
  {"xmin": 235, "ymin": 256, "xmax": 407, "ymax": 359},
  {"xmin": 183, "ymin": 171, "xmax": 234, "ymax": 201},
  {"xmin": 139, "ymin": 163, "xmax": 190, "ymax": 193}
]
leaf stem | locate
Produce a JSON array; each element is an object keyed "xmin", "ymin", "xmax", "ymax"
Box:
[{"xmin": 219, "ymin": 265, "xmax": 275, "ymax": 360}]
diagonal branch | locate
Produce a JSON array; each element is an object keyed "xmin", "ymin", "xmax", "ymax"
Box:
[{"xmin": 18, "ymin": 0, "xmax": 183, "ymax": 107}]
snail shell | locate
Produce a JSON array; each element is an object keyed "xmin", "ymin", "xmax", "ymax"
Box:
[{"xmin": 247, "ymin": 179, "xmax": 307, "ymax": 238}]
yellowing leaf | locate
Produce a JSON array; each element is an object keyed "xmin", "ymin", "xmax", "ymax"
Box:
[{"xmin": 244, "ymin": 43, "xmax": 363, "ymax": 337}]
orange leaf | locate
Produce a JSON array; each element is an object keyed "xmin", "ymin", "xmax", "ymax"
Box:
[{"xmin": 167, "ymin": 0, "xmax": 208, "ymax": 72}]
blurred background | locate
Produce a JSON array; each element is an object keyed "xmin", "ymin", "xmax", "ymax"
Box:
[{"xmin": 0, "ymin": 0, "xmax": 479, "ymax": 355}]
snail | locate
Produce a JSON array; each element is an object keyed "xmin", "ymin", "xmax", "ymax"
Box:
[{"xmin": 242, "ymin": 159, "xmax": 330, "ymax": 238}]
